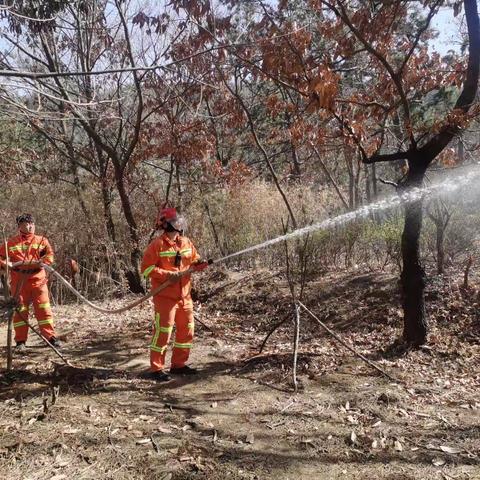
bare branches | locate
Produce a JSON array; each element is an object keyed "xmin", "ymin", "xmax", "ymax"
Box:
[
  {"xmin": 310, "ymin": 143, "xmax": 349, "ymax": 209},
  {"xmin": 220, "ymin": 67, "xmax": 298, "ymax": 229},
  {"xmin": 398, "ymin": 1, "xmax": 442, "ymax": 76},
  {"xmin": 420, "ymin": 0, "xmax": 480, "ymax": 160},
  {"xmin": 114, "ymin": 0, "xmax": 143, "ymax": 169},
  {"xmin": 323, "ymin": 0, "xmax": 415, "ymax": 148},
  {"xmin": 0, "ymin": 43, "xmax": 246, "ymax": 80},
  {"xmin": 365, "ymin": 150, "xmax": 410, "ymax": 164}
]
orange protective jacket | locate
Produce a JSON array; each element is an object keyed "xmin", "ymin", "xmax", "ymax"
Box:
[
  {"xmin": 141, "ymin": 233, "xmax": 200, "ymax": 305},
  {"xmin": 0, "ymin": 233, "xmax": 54, "ymax": 287}
]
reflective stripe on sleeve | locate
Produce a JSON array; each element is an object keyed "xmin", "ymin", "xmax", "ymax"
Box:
[
  {"xmin": 143, "ymin": 265, "xmax": 156, "ymax": 278},
  {"xmin": 158, "ymin": 251, "xmax": 177, "ymax": 257}
]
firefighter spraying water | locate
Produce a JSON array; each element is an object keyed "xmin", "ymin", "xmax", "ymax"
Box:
[{"xmin": 141, "ymin": 208, "xmax": 209, "ymax": 382}]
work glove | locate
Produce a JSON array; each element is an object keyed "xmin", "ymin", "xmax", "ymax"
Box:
[{"xmin": 191, "ymin": 261, "xmax": 209, "ymax": 272}]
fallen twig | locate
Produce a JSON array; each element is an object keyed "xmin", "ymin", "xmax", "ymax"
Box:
[
  {"xmin": 21, "ymin": 315, "xmax": 72, "ymax": 366},
  {"xmin": 194, "ymin": 314, "xmax": 216, "ymax": 333},
  {"xmin": 108, "ymin": 422, "xmax": 121, "ymax": 452},
  {"xmin": 297, "ymin": 301, "xmax": 400, "ymax": 383},
  {"xmin": 258, "ymin": 314, "xmax": 289, "ymax": 354},
  {"xmin": 150, "ymin": 433, "xmax": 161, "ymax": 453}
]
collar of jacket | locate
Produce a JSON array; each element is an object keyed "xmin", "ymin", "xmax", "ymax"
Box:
[
  {"xmin": 19, "ymin": 232, "xmax": 35, "ymax": 241},
  {"xmin": 162, "ymin": 232, "xmax": 182, "ymax": 247}
]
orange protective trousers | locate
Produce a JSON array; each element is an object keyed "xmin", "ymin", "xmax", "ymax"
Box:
[
  {"xmin": 150, "ymin": 297, "xmax": 194, "ymax": 372},
  {"xmin": 12, "ymin": 281, "xmax": 55, "ymax": 343}
]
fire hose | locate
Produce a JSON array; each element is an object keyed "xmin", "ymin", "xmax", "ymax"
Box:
[
  {"xmin": 9, "ymin": 260, "xmax": 213, "ymax": 315},
  {"xmin": 2, "ymin": 260, "xmax": 215, "ymax": 367}
]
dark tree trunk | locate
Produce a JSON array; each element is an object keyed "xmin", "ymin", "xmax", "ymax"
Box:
[
  {"xmin": 400, "ymin": 162, "xmax": 428, "ymax": 345},
  {"xmin": 365, "ymin": 164, "xmax": 371, "ymax": 203},
  {"xmin": 371, "ymin": 163, "xmax": 378, "ymax": 198},
  {"xmin": 113, "ymin": 166, "xmax": 144, "ymax": 294},
  {"xmin": 347, "ymin": 156, "xmax": 355, "ymax": 209},
  {"xmin": 100, "ymin": 179, "xmax": 117, "ymax": 248},
  {"xmin": 291, "ymin": 142, "xmax": 302, "ymax": 180},
  {"xmin": 457, "ymin": 138, "xmax": 464, "ymax": 163},
  {"xmin": 436, "ymin": 224, "xmax": 445, "ymax": 275},
  {"xmin": 95, "ymin": 148, "xmax": 121, "ymax": 283},
  {"xmin": 175, "ymin": 163, "xmax": 183, "ymax": 209},
  {"xmin": 427, "ymin": 199, "xmax": 451, "ymax": 276}
]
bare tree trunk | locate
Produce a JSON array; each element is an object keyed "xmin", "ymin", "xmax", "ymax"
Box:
[
  {"xmin": 203, "ymin": 200, "xmax": 225, "ymax": 256},
  {"xmin": 457, "ymin": 137, "xmax": 465, "ymax": 163},
  {"xmin": 427, "ymin": 199, "xmax": 452, "ymax": 275},
  {"xmin": 291, "ymin": 142, "xmax": 301, "ymax": 180},
  {"xmin": 354, "ymin": 153, "xmax": 362, "ymax": 207},
  {"xmin": 346, "ymin": 150, "xmax": 355, "ymax": 209},
  {"xmin": 113, "ymin": 165, "xmax": 144, "ymax": 293},
  {"xmin": 371, "ymin": 163, "xmax": 378, "ymax": 198},
  {"xmin": 64, "ymin": 141, "xmax": 92, "ymax": 227},
  {"xmin": 400, "ymin": 162, "xmax": 428, "ymax": 345},
  {"xmin": 311, "ymin": 144, "xmax": 349, "ymax": 209},
  {"xmin": 435, "ymin": 224, "xmax": 445, "ymax": 275},
  {"xmin": 175, "ymin": 163, "xmax": 183, "ymax": 210},
  {"xmin": 165, "ymin": 155, "xmax": 175, "ymax": 204},
  {"xmin": 365, "ymin": 164, "xmax": 371, "ymax": 204}
]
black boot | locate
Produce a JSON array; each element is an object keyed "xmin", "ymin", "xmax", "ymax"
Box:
[
  {"xmin": 151, "ymin": 370, "xmax": 172, "ymax": 382},
  {"xmin": 170, "ymin": 365, "xmax": 197, "ymax": 375},
  {"xmin": 49, "ymin": 337, "xmax": 62, "ymax": 348}
]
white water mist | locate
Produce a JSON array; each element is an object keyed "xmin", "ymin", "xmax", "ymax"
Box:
[{"xmin": 213, "ymin": 165, "xmax": 480, "ymax": 264}]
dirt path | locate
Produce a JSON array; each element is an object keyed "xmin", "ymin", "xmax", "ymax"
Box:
[{"xmin": 0, "ymin": 271, "xmax": 479, "ymax": 479}]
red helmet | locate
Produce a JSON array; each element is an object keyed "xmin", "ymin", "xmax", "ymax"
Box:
[{"xmin": 155, "ymin": 207, "xmax": 177, "ymax": 228}]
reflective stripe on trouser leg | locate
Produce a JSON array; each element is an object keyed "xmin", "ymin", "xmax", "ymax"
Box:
[
  {"xmin": 13, "ymin": 305, "xmax": 29, "ymax": 343},
  {"xmin": 171, "ymin": 307, "xmax": 194, "ymax": 368},
  {"xmin": 32, "ymin": 285, "xmax": 55, "ymax": 340},
  {"xmin": 13, "ymin": 283, "xmax": 30, "ymax": 342},
  {"xmin": 11, "ymin": 283, "xmax": 31, "ymax": 343},
  {"xmin": 150, "ymin": 307, "xmax": 175, "ymax": 372}
]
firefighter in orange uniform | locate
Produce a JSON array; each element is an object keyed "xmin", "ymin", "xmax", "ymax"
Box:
[
  {"xmin": 141, "ymin": 208, "xmax": 208, "ymax": 381},
  {"xmin": 0, "ymin": 214, "xmax": 60, "ymax": 351}
]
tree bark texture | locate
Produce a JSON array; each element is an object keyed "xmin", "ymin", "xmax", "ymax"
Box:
[
  {"xmin": 436, "ymin": 222, "xmax": 445, "ymax": 275},
  {"xmin": 114, "ymin": 168, "xmax": 144, "ymax": 294},
  {"xmin": 400, "ymin": 163, "xmax": 427, "ymax": 345}
]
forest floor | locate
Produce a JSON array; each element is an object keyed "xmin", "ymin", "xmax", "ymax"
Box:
[{"xmin": 0, "ymin": 266, "xmax": 479, "ymax": 480}]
